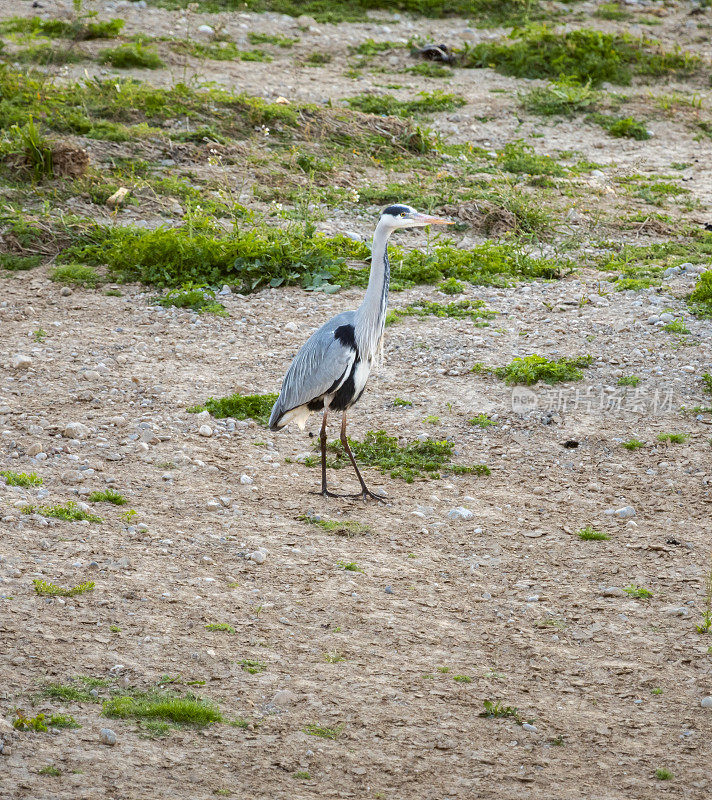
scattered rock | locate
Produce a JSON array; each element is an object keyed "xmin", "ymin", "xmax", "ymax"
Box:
[
  {"xmin": 448, "ymin": 506, "xmax": 474, "ymax": 520},
  {"xmin": 272, "ymin": 689, "xmax": 296, "ymax": 707},
  {"xmin": 249, "ymin": 550, "xmax": 266, "ymax": 564},
  {"xmin": 63, "ymin": 421, "xmax": 90, "ymax": 439},
  {"xmin": 11, "ymin": 354, "xmax": 32, "ymax": 370},
  {"xmin": 240, "ymin": 474, "xmax": 254, "ymax": 485},
  {"xmin": 613, "ymin": 506, "xmax": 636, "ymax": 519},
  {"xmin": 601, "ymin": 587, "xmax": 625, "ymax": 598},
  {"xmin": 198, "ymin": 424, "xmax": 213, "ymax": 437},
  {"xmin": 701, "ymin": 696, "xmax": 712, "ymax": 709},
  {"xmin": 99, "ymin": 728, "xmax": 117, "ymax": 746}
]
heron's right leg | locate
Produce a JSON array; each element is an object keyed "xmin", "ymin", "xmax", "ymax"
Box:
[{"xmin": 311, "ymin": 406, "xmax": 345, "ymax": 499}]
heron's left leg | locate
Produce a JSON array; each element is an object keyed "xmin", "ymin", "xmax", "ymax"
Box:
[
  {"xmin": 339, "ymin": 412, "xmax": 385, "ymax": 502},
  {"xmin": 310, "ymin": 406, "xmax": 348, "ymax": 499}
]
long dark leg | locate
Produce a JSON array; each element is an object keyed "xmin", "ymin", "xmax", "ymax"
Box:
[
  {"xmin": 310, "ymin": 407, "xmax": 346, "ymax": 499},
  {"xmin": 340, "ymin": 412, "xmax": 385, "ymax": 502}
]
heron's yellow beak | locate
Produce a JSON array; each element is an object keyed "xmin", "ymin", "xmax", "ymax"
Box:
[{"xmin": 410, "ymin": 213, "xmax": 454, "ymax": 225}]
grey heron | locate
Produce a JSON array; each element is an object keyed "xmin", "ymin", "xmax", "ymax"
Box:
[{"xmin": 269, "ymin": 205, "xmax": 453, "ymax": 500}]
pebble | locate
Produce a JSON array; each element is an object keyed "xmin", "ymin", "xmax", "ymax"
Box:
[
  {"xmin": 198, "ymin": 24, "xmax": 214, "ymax": 34},
  {"xmin": 448, "ymin": 506, "xmax": 474, "ymax": 521},
  {"xmin": 249, "ymin": 550, "xmax": 266, "ymax": 564},
  {"xmin": 385, "ymin": 585, "xmax": 394, "ymax": 594},
  {"xmin": 240, "ymin": 474, "xmax": 254, "ymax": 485},
  {"xmin": 613, "ymin": 506, "xmax": 636, "ymax": 519},
  {"xmin": 99, "ymin": 728, "xmax": 117, "ymax": 746},
  {"xmin": 272, "ymin": 689, "xmax": 296, "ymax": 707},
  {"xmin": 63, "ymin": 422, "xmax": 90, "ymax": 439},
  {"xmin": 11, "ymin": 354, "xmax": 32, "ymax": 370},
  {"xmin": 701, "ymin": 697, "xmax": 712, "ymax": 709},
  {"xmin": 602, "ymin": 587, "xmax": 625, "ymax": 597},
  {"xmin": 198, "ymin": 424, "xmax": 212, "ymax": 437},
  {"xmin": 522, "ymin": 723, "xmax": 538, "ymax": 733},
  {"xmin": 206, "ymin": 500, "xmax": 222, "ymax": 512}
]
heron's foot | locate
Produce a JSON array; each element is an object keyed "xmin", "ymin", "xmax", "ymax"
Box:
[
  {"xmin": 310, "ymin": 488, "xmax": 356, "ymax": 499},
  {"xmin": 359, "ymin": 487, "xmax": 387, "ymax": 503}
]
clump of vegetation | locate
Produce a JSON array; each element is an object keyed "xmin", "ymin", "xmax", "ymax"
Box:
[
  {"xmin": 702, "ymin": 372, "xmax": 712, "ymax": 395},
  {"xmin": 577, "ymin": 526, "xmax": 610, "ymax": 541},
  {"xmin": 188, "ymin": 392, "xmax": 278, "ymax": 425},
  {"xmin": 589, "ymin": 113, "xmax": 650, "ymax": 140},
  {"xmin": 205, "ymin": 623, "xmax": 236, "ymax": 634},
  {"xmin": 41, "ymin": 682, "xmax": 100, "ymax": 704},
  {"xmin": 298, "ymin": 514, "xmax": 370, "ymax": 536},
  {"xmin": 99, "ymin": 43, "xmax": 165, "ymax": 69},
  {"xmin": 13, "ymin": 710, "xmax": 80, "ymax": 732},
  {"xmin": 50, "ymin": 264, "xmax": 101, "ymax": 288},
  {"xmin": 0, "ymin": 253, "xmax": 41, "ymax": 271},
  {"xmin": 622, "ymin": 438, "xmax": 645, "ymax": 450},
  {"xmin": 479, "ymin": 700, "xmax": 523, "ymax": 724},
  {"xmin": 655, "ymin": 768, "xmax": 674, "ymax": 781},
  {"xmin": 496, "ymin": 140, "xmax": 564, "ymax": 176},
  {"xmin": 174, "ymin": 40, "xmax": 272, "ymax": 62},
  {"xmin": 305, "ymin": 52, "xmax": 332, "ymax": 65},
  {"xmin": 662, "ymin": 318, "xmax": 690, "ymax": 334},
  {"xmin": 595, "ymin": 2, "xmax": 631, "ymax": 21},
  {"xmin": 155, "ymin": 284, "xmax": 228, "ymax": 316},
  {"xmin": 393, "ymin": 397, "xmax": 413, "ymax": 407},
  {"xmin": 453, "ymin": 675, "xmax": 473, "ymax": 683},
  {"xmin": 386, "ymin": 299, "xmax": 495, "ymax": 326},
  {"xmin": 88, "ymin": 489, "xmax": 126, "ymax": 505},
  {"xmin": 239, "ymin": 659, "xmax": 265, "ymax": 674},
  {"xmin": 320, "ymin": 429, "xmax": 486, "ymax": 482},
  {"xmin": 38, "ymin": 765, "xmax": 62, "ymax": 776},
  {"xmin": 33, "ymin": 579, "xmax": 95, "ymax": 597},
  {"xmin": 469, "ymin": 414, "xmax": 496, "ymax": 428},
  {"xmin": 689, "ymin": 271, "xmax": 712, "ymax": 317},
  {"xmin": 14, "ymin": 43, "xmax": 87, "ymax": 66},
  {"xmin": 1, "ymin": 470, "xmax": 42, "ymax": 487},
  {"xmin": 248, "ymin": 32, "xmax": 298, "ymax": 47},
  {"xmin": 617, "ymin": 376, "xmax": 640, "ymax": 387},
  {"xmin": 656, "ymin": 432, "xmax": 689, "ymax": 444},
  {"xmin": 438, "ymin": 277, "xmax": 465, "ymax": 294},
  {"xmin": 624, "ymin": 584, "xmax": 653, "ymax": 599},
  {"xmin": 0, "ymin": 16, "xmax": 124, "ymax": 39},
  {"xmin": 2, "ymin": 117, "xmax": 55, "ymax": 180},
  {"xmin": 23, "ymin": 501, "xmax": 102, "ymax": 523},
  {"xmin": 520, "ymin": 78, "xmax": 600, "ymax": 117},
  {"xmin": 346, "ymin": 90, "xmax": 466, "ymax": 117},
  {"xmin": 407, "ymin": 63, "xmax": 453, "ymax": 78},
  {"xmin": 337, "ymin": 560, "xmax": 364, "ymax": 573},
  {"xmin": 493, "ymin": 355, "xmax": 592, "ymax": 385},
  {"xmin": 459, "ymin": 27, "xmax": 699, "ymax": 86},
  {"xmin": 302, "ymin": 723, "xmax": 343, "ymax": 739},
  {"xmin": 695, "ymin": 561, "xmax": 712, "ymax": 635},
  {"xmin": 103, "ymin": 691, "xmax": 222, "ymax": 727}
]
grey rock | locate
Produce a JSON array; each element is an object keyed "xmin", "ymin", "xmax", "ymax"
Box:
[
  {"xmin": 99, "ymin": 728, "xmax": 117, "ymax": 746},
  {"xmin": 63, "ymin": 422, "xmax": 90, "ymax": 439},
  {"xmin": 272, "ymin": 689, "xmax": 296, "ymax": 707},
  {"xmin": 602, "ymin": 587, "xmax": 625, "ymax": 597},
  {"xmin": 11, "ymin": 354, "xmax": 32, "ymax": 371},
  {"xmin": 198, "ymin": 424, "xmax": 212, "ymax": 437},
  {"xmin": 701, "ymin": 696, "xmax": 712, "ymax": 709},
  {"xmin": 448, "ymin": 506, "xmax": 474, "ymax": 521},
  {"xmin": 613, "ymin": 506, "xmax": 636, "ymax": 519}
]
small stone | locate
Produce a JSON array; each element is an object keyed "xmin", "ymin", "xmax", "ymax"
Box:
[
  {"xmin": 249, "ymin": 550, "xmax": 266, "ymax": 564},
  {"xmin": 602, "ymin": 587, "xmax": 625, "ymax": 597},
  {"xmin": 522, "ymin": 723, "xmax": 538, "ymax": 733},
  {"xmin": 240, "ymin": 474, "xmax": 254, "ymax": 485},
  {"xmin": 60, "ymin": 286, "xmax": 72, "ymax": 297},
  {"xmin": 701, "ymin": 696, "xmax": 712, "ymax": 709},
  {"xmin": 27, "ymin": 443, "xmax": 44, "ymax": 457},
  {"xmin": 198, "ymin": 24, "xmax": 214, "ymax": 34},
  {"xmin": 99, "ymin": 728, "xmax": 117, "ymax": 746},
  {"xmin": 448, "ymin": 506, "xmax": 474, "ymax": 521},
  {"xmin": 11, "ymin": 354, "xmax": 32, "ymax": 370},
  {"xmin": 206, "ymin": 500, "xmax": 222, "ymax": 512},
  {"xmin": 659, "ymin": 312, "xmax": 674, "ymax": 323},
  {"xmin": 198, "ymin": 424, "xmax": 212, "ymax": 437},
  {"xmin": 613, "ymin": 506, "xmax": 635, "ymax": 519},
  {"xmin": 284, "ymin": 321, "xmax": 298, "ymax": 332},
  {"xmin": 272, "ymin": 689, "xmax": 296, "ymax": 707},
  {"xmin": 63, "ymin": 421, "xmax": 90, "ymax": 439},
  {"xmin": 385, "ymin": 585, "xmax": 394, "ymax": 594}
]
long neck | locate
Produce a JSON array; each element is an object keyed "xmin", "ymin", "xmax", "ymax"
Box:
[{"xmin": 356, "ymin": 222, "xmax": 391, "ymax": 359}]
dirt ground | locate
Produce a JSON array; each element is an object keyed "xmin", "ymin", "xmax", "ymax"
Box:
[{"xmin": 1, "ymin": 2, "xmax": 712, "ymax": 799}]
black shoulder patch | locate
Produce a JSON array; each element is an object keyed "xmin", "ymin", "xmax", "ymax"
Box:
[
  {"xmin": 382, "ymin": 204, "xmax": 410, "ymax": 217},
  {"xmin": 334, "ymin": 324, "xmax": 357, "ymax": 351}
]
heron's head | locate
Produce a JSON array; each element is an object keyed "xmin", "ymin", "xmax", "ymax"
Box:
[{"xmin": 379, "ymin": 204, "xmax": 453, "ymax": 231}]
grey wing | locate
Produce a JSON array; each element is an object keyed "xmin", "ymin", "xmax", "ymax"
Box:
[{"xmin": 269, "ymin": 312, "xmax": 356, "ymax": 429}]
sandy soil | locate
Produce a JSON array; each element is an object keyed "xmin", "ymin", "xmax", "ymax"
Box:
[{"xmin": 1, "ymin": 2, "xmax": 712, "ymax": 799}]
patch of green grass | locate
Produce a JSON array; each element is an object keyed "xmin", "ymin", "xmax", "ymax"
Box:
[
  {"xmin": 453, "ymin": 675, "xmax": 472, "ymax": 683},
  {"xmin": 589, "ymin": 113, "xmax": 650, "ymax": 140},
  {"xmin": 14, "ymin": 43, "xmax": 87, "ymax": 66},
  {"xmin": 155, "ymin": 284, "xmax": 228, "ymax": 316},
  {"xmin": 248, "ymin": 32, "xmax": 298, "ymax": 47},
  {"xmin": 23, "ymin": 501, "xmax": 103, "ymax": 523},
  {"xmin": 438, "ymin": 277, "xmax": 465, "ymax": 294},
  {"xmin": 493, "ymin": 355, "xmax": 592, "ymax": 385},
  {"xmin": 702, "ymin": 373, "xmax": 712, "ymax": 395},
  {"xmin": 423, "ymin": 415, "xmax": 440, "ymax": 425},
  {"xmin": 33, "ymin": 579, "xmax": 95, "ymax": 597},
  {"xmin": 103, "ymin": 691, "xmax": 222, "ymax": 727},
  {"xmin": 657, "ymin": 432, "xmax": 689, "ymax": 444},
  {"xmin": 239, "ymin": 659, "xmax": 265, "ymax": 674},
  {"xmin": 407, "ymin": 63, "xmax": 453, "ymax": 78},
  {"xmin": 655, "ymin": 768, "xmax": 673, "ymax": 781},
  {"xmin": 205, "ymin": 623, "xmax": 236, "ymax": 634},
  {"xmin": 651, "ymin": 687, "xmax": 663, "ymax": 695},
  {"xmin": 479, "ymin": 700, "xmax": 523, "ymax": 724},
  {"xmin": 689, "ymin": 271, "xmax": 712, "ymax": 318},
  {"xmin": 99, "ymin": 43, "xmax": 165, "ymax": 69},
  {"xmin": 387, "ymin": 299, "xmax": 495, "ymax": 326},
  {"xmin": 88, "ymin": 489, "xmax": 126, "ymax": 505},
  {"xmin": 139, "ymin": 720, "xmax": 172, "ymax": 738},
  {"xmin": 520, "ymin": 78, "xmax": 600, "ymax": 117},
  {"xmin": 460, "ymin": 26, "xmax": 700, "ymax": 87},
  {"xmin": 50, "ymin": 263, "xmax": 101, "ymax": 288},
  {"xmin": 614, "ymin": 277, "xmax": 659, "ymax": 292},
  {"xmin": 577, "ymin": 526, "xmax": 610, "ymax": 541},
  {"xmin": 394, "ymin": 397, "xmax": 413, "ymax": 407},
  {"xmin": 179, "ymin": 41, "xmax": 272, "ymax": 62},
  {"xmin": 305, "ymin": 52, "xmax": 332, "ymax": 65},
  {"xmin": 38, "ymin": 765, "xmax": 62, "ymax": 776},
  {"xmin": 622, "ymin": 438, "xmax": 645, "ymax": 450},
  {"xmin": 298, "ymin": 514, "xmax": 369, "ymax": 535},
  {"xmin": 14, "ymin": 710, "xmax": 81, "ymax": 732},
  {"xmin": 41, "ymin": 682, "xmax": 99, "ymax": 703},
  {"xmin": 0, "ymin": 16, "xmax": 124, "ymax": 39},
  {"xmin": 594, "ymin": 2, "xmax": 631, "ymax": 21},
  {"xmin": 302, "ymin": 723, "xmax": 343, "ymax": 739},
  {"xmin": 1, "ymin": 470, "xmax": 42, "ymax": 487},
  {"xmin": 294, "ymin": 771, "xmax": 311, "ymax": 780},
  {"xmin": 321, "ymin": 429, "xmax": 480, "ymax": 483},
  {"xmin": 0, "ymin": 253, "xmax": 42, "ymax": 271},
  {"xmin": 623, "ymin": 584, "xmax": 653, "ymax": 599},
  {"xmin": 323, "ymin": 651, "xmax": 346, "ymax": 663},
  {"xmin": 346, "ymin": 90, "xmax": 466, "ymax": 117},
  {"xmin": 496, "ymin": 140, "xmax": 564, "ymax": 176},
  {"xmin": 662, "ymin": 318, "xmax": 690, "ymax": 334},
  {"xmin": 337, "ymin": 560, "xmax": 364, "ymax": 573},
  {"xmin": 469, "ymin": 414, "xmax": 496, "ymax": 428},
  {"xmin": 189, "ymin": 392, "xmax": 278, "ymax": 425},
  {"xmin": 617, "ymin": 376, "xmax": 640, "ymax": 387},
  {"xmin": 2, "ymin": 117, "xmax": 54, "ymax": 180}
]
